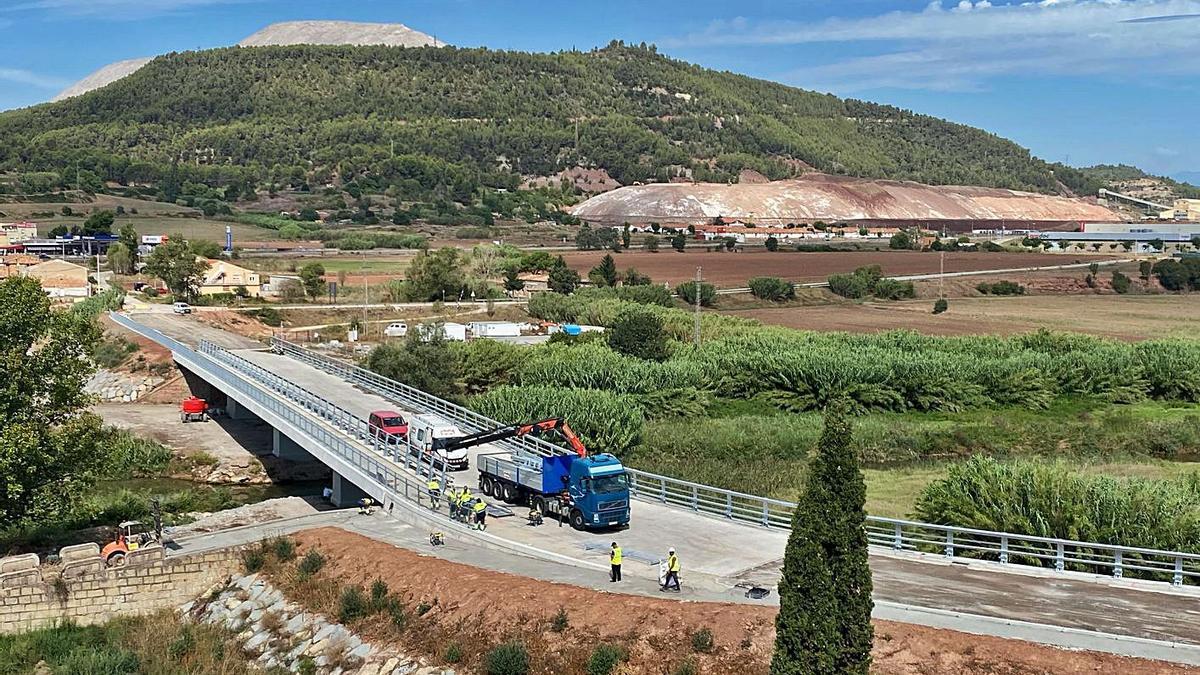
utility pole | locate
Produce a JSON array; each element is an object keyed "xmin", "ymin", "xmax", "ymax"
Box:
[
  {"xmin": 361, "ymin": 250, "xmax": 368, "ymax": 341},
  {"xmin": 939, "ymin": 250, "xmax": 945, "ymax": 300},
  {"xmin": 693, "ymin": 266, "xmax": 702, "ymax": 348}
]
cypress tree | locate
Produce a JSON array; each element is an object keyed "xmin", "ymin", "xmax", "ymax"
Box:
[{"xmin": 770, "ymin": 399, "xmax": 873, "ymax": 675}]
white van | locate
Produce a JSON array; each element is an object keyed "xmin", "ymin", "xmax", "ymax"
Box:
[
  {"xmin": 384, "ymin": 322, "xmax": 408, "ymax": 338},
  {"xmin": 406, "ymin": 414, "xmax": 470, "ymax": 471}
]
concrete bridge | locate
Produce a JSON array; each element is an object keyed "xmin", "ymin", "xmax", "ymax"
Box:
[{"xmin": 110, "ymin": 312, "xmax": 1200, "ymax": 665}]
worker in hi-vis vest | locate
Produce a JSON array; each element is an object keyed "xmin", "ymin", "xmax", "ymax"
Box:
[
  {"xmin": 661, "ymin": 547, "xmax": 681, "ymax": 592},
  {"xmin": 609, "ymin": 541, "xmax": 622, "ymax": 582},
  {"xmin": 473, "ymin": 498, "xmax": 487, "ymax": 530}
]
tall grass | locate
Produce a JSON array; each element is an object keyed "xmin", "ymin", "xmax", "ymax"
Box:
[
  {"xmin": 915, "ymin": 456, "xmax": 1200, "ymax": 553},
  {"xmin": 469, "ymin": 385, "xmax": 643, "ymax": 455}
]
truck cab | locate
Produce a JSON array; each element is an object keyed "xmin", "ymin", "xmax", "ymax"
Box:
[
  {"xmin": 567, "ymin": 453, "xmax": 631, "ymax": 529},
  {"xmin": 408, "ymin": 414, "xmax": 470, "ymax": 471}
]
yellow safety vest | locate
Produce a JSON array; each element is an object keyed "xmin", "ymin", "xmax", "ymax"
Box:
[
  {"xmin": 460, "ymin": 491, "xmax": 471, "ymax": 504},
  {"xmin": 611, "ymin": 547, "xmax": 622, "ymax": 565},
  {"xmin": 474, "ymin": 500, "xmax": 487, "ymax": 513},
  {"xmin": 427, "ymin": 480, "xmax": 439, "ymax": 491},
  {"xmin": 668, "ymin": 554, "xmax": 680, "ymax": 572}
]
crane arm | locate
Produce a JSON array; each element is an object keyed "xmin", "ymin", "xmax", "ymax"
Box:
[{"xmin": 439, "ymin": 417, "xmax": 589, "ymax": 458}]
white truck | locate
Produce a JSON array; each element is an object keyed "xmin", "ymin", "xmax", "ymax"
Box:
[{"xmin": 406, "ymin": 414, "xmax": 471, "ymax": 471}]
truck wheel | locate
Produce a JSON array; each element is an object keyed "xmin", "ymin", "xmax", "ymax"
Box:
[
  {"xmin": 480, "ymin": 477, "xmax": 494, "ymax": 497},
  {"xmin": 569, "ymin": 509, "xmax": 586, "ymax": 530},
  {"xmin": 502, "ymin": 484, "xmax": 517, "ymax": 503},
  {"xmin": 532, "ymin": 496, "xmax": 547, "ymax": 516},
  {"xmin": 106, "ymin": 552, "xmax": 126, "ymax": 567}
]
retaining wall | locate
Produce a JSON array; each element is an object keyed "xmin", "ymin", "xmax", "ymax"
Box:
[{"xmin": 0, "ymin": 544, "xmax": 243, "ymax": 633}]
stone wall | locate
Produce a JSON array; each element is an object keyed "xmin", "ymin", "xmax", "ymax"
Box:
[
  {"xmin": 0, "ymin": 543, "xmax": 242, "ymax": 634},
  {"xmin": 85, "ymin": 369, "xmax": 168, "ymax": 402}
]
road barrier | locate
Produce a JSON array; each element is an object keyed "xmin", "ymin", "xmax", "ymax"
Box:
[{"xmin": 269, "ymin": 336, "xmax": 1200, "ymax": 586}]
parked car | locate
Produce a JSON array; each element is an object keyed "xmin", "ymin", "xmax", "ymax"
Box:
[
  {"xmin": 172, "ymin": 302, "xmax": 192, "ymax": 315},
  {"xmin": 384, "ymin": 322, "xmax": 408, "ymax": 338},
  {"xmin": 368, "ymin": 410, "xmax": 408, "ymax": 442}
]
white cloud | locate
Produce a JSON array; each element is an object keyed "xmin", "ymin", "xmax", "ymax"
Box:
[
  {"xmin": 665, "ymin": 0, "xmax": 1200, "ymax": 92},
  {"xmin": 0, "ymin": 67, "xmax": 70, "ymax": 90}
]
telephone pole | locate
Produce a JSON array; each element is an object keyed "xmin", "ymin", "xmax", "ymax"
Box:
[{"xmin": 693, "ymin": 266, "xmax": 703, "ymax": 347}]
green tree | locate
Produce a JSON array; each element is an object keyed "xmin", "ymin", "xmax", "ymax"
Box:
[
  {"xmin": 401, "ymin": 247, "xmax": 467, "ymax": 301},
  {"xmin": 671, "ymin": 232, "xmax": 687, "ymax": 252},
  {"xmin": 932, "ymin": 298, "xmax": 949, "ymax": 314},
  {"xmin": 60, "ymin": 206, "xmax": 73, "ymax": 216},
  {"xmin": 675, "ymin": 280, "xmax": 715, "ymax": 307},
  {"xmin": 643, "ymin": 234, "xmax": 660, "ymax": 252},
  {"xmin": 621, "ymin": 223, "xmax": 631, "ymax": 249},
  {"xmin": 502, "ymin": 267, "xmax": 525, "ymax": 292},
  {"xmin": 144, "ymin": 238, "xmax": 208, "ymax": 300},
  {"xmin": 771, "ymin": 401, "xmax": 873, "ymax": 675},
  {"xmin": 1139, "ymin": 260, "xmax": 1153, "ymax": 280},
  {"xmin": 189, "ymin": 239, "xmax": 223, "ymax": 258},
  {"xmin": 889, "ymin": 230, "xmax": 914, "ymax": 250},
  {"xmin": 548, "ymin": 255, "xmax": 580, "ymax": 295},
  {"xmin": 106, "ymin": 243, "xmax": 132, "ymax": 275},
  {"xmin": 622, "ymin": 267, "xmax": 650, "ymax": 286},
  {"xmin": 0, "ymin": 277, "xmax": 108, "ymax": 525},
  {"xmin": 298, "ymin": 207, "xmax": 319, "ymax": 221},
  {"xmin": 299, "ymin": 263, "xmax": 326, "ymax": 300},
  {"xmin": 765, "ymin": 235, "xmax": 779, "ymax": 252},
  {"xmin": 81, "ymin": 210, "xmax": 115, "ymax": 236},
  {"xmin": 1110, "ymin": 270, "xmax": 1131, "ymax": 294},
  {"xmin": 749, "ymin": 276, "xmax": 795, "ymax": 301},
  {"xmin": 589, "ymin": 254, "xmax": 618, "ymax": 288},
  {"xmin": 48, "ymin": 225, "xmax": 68, "ymax": 238},
  {"xmin": 366, "ymin": 327, "xmax": 461, "ymax": 400},
  {"xmin": 1121, "ymin": 240, "xmax": 1135, "ymax": 252},
  {"xmin": 115, "ymin": 223, "xmax": 139, "ymax": 274},
  {"xmin": 607, "ymin": 307, "xmax": 668, "ymax": 361}
]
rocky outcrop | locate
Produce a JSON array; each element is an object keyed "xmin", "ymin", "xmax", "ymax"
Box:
[
  {"xmin": 186, "ymin": 574, "xmax": 452, "ymax": 675},
  {"xmin": 85, "ymin": 370, "xmax": 166, "ymax": 402}
]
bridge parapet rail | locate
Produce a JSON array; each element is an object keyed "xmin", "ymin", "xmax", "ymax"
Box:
[{"xmin": 269, "ymin": 335, "xmax": 1200, "ymax": 586}]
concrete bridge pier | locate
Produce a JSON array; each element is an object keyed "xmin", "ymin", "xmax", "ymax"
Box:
[
  {"xmin": 226, "ymin": 398, "xmax": 258, "ymax": 421},
  {"xmin": 272, "ymin": 429, "xmax": 315, "ymax": 462},
  {"xmin": 331, "ymin": 473, "xmax": 369, "ymax": 508}
]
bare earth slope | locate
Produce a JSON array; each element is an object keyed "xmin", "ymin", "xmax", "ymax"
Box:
[
  {"xmin": 53, "ymin": 20, "xmax": 443, "ymax": 101},
  {"xmin": 573, "ymin": 173, "xmax": 1118, "ymax": 225}
]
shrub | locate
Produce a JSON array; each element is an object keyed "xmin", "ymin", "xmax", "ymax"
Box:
[
  {"xmin": 469, "ymin": 385, "xmax": 642, "ymax": 455},
  {"xmin": 338, "ymin": 585, "xmax": 369, "ymax": 624},
  {"xmin": 748, "ymin": 276, "xmax": 795, "ymax": 301},
  {"xmin": 417, "ymin": 601, "xmax": 433, "ymax": 616},
  {"xmin": 369, "ymin": 579, "xmax": 389, "ymax": 611},
  {"xmin": 872, "ymin": 278, "xmax": 915, "ymax": 300},
  {"xmin": 616, "ymin": 284, "xmax": 671, "ymax": 306},
  {"xmin": 983, "ymin": 241, "xmax": 1005, "ymax": 252},
  {"xmin": 550, "ymin": 607, "xmax": 569, "ymax": 632},
  {"xmin": 270, "ymin": 537, "xmax": 295, "ymax": 561},
  {"xmin": 298, "ymin": 656, "xmax": 317, "ymax": 675},
  {"xmin": 977, "ymin": 281, "xmax": 1025, "ymax": 296},
  {"xmin": 587, "ymin": 644, "xmax": 626, "ymax": 675},
  {"xmin": 1111, "ymin": 271, "xmax": 1131, "ymax": 294},
  {"xmin": 675, "ymin": 280, "xmax": 716, "ymax": 307},
  {"xmin": 444, "ymin": 642, "xmax": 464, "ymax": 663},
  {"xmin": 889, "ymin": 231, "xmax": 915, "ymax": 250},
  {"xmin": 608, "ymin": 307, "xmax": 668, "ymax": 361},
  {"xmin": 828, "ymin": 272, "xmax": 869, "ymax": 299},
  {"xmin": 673, "ymin": 658, "xmax": 699, "ymax": 675},
  {"xmin": 691, "ymin": 627, "xmax": 715, "ymax": 653},
  {"xmin": 932, "ymin": 298, "xmax": 948, "ymax": 314},
  {"xmin": 297, "ymin": 550, "xmax": 326, "ymax": 579},
  {"xmin": 486, "ymin": 641, "xmax": 530, "ymax": 675},
  {"xmin": 255, "ymin": 307, "xmax": 283, "ymax": 327},
  {"xmin": 765, "ymin": 235, "xmax": 779, "ymax": 252},
  {"xmin": 241, "ymin": 548, "xmax": 265, "ymax": 573}
]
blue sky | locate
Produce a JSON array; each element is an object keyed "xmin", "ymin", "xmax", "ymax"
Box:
[{"xmin": 0, "ymin": 0, "xmax": 1196, "ymax": 180}]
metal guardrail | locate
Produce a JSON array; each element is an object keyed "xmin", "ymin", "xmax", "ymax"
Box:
[
  {"xmin": 269, "ymin": 335, "xmax": 1200, "ymax": 586},
  {"xmin": 107, "ymin": 314, "xmax": 448, "ymax": 513}
]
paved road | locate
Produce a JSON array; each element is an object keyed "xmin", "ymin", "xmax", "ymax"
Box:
[{"xmin": 128, "ymin": 312, "xmax": 265, "ymax": 350}]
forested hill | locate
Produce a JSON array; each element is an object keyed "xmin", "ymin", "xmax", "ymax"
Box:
[{"xmin": 0, "ymin": 42, "xmax": 1095, "ymax": 197}]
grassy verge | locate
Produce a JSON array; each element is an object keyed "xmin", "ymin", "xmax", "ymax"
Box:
[
  {"xmin": 0, "ymin": 611, "xmax": 256, "ymax": 675},
  {"xmin": 626, "ymin": 398, "xmax": 1200, "ymax": 518}
]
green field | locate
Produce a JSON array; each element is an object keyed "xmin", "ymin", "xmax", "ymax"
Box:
[{"xmin": 36, "ymin": 215, "xmax": 284, "ymax": 242}]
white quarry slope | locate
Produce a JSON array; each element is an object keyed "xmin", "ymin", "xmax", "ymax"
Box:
[
  {"xmin": 238, "ymin": 20, "xmax": 444, "ymax": 48},
  {"xmin": 52, "ymin": 20, "xmax": 444, "ymax": 102},
  {"xmin": 51, "ymin": 57, "xmax": 153, "ymax": 102}
]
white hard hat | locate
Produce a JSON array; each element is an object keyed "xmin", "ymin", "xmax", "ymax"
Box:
[{"xmin": 668, "ymin": 547, "xmax": 675, "ymax": 554}]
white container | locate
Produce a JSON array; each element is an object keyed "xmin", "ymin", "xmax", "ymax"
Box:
[{"xmin": 468, "ymin": 321, "xmax": 521, "ymax": 338}]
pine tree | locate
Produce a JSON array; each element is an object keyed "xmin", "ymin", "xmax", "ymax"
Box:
[
  {"xmin": 589, "ymin": 254, "xmax": 618, "ymax": 287},
  {"xmin": 547, "ymin": 256, "xmax": 580, "ymax": 295},
  {"xmin": 771, "ymin": 400, "xmax": 873, "ymax": 675}
]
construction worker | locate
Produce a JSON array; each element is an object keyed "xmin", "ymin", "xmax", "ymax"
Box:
[
  {"xmin": 426, "ymin": 477, "xmax": 441, "ymax": 509},
  {"xmin": 609, "ymin": 541, "xmax": 622, "ymax": 582},
  {"xmin": 458, "ymin": 487, "xmax": 473, "ymax": 521},
  {"xmin": 661, "ymin": 548, "xmax": 681, "ymax": 592},
  {"xmin": 473, "ymin": 498, "xmax": 488, "ymax": 531}
]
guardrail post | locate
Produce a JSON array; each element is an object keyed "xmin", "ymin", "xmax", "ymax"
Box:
[
  {"xmin": 944, "ymin": 531, "xmax": 954, "ymax": 558},
  {"xmin": 1055, "ymin": 542, "xmax": 1065, "ymax": 572},
  {"xmin": 725, "ymin": 493, "xmax": 732, "ymax": 519},
  {"xmin": 1113, "ymin": 550, "xmax": 1123, "ymax": 579},
  {"xmin": 691, "ymin": 485, "xmax": 698, "ymax": 511},
  {"xmin": 893, "ymin": 523, "xmax": 903, "ymax": 550},
  {"xmin": 659, "ymin": 478, "xmax": 666, "ymax": 503},
  {"xmin": 762, "ymin": 501, "xmax": 769, "ymax": 527},
  {"xmin": 1174, "ymin": 557, "xmax": 1184, "ymax": 586},
  {"xmin": 999, "ymin": 535, "xmax": 1009, "ymax": 564}
]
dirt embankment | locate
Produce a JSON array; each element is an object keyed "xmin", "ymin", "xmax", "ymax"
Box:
[{"xmin": 286, "ymin": 529, "xmax": 1192, "ymax": 675}]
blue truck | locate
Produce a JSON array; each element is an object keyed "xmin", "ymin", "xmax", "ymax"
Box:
[{"xmin": 440, "ymin": 418, "xmax": 631, "ymax": 530}]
